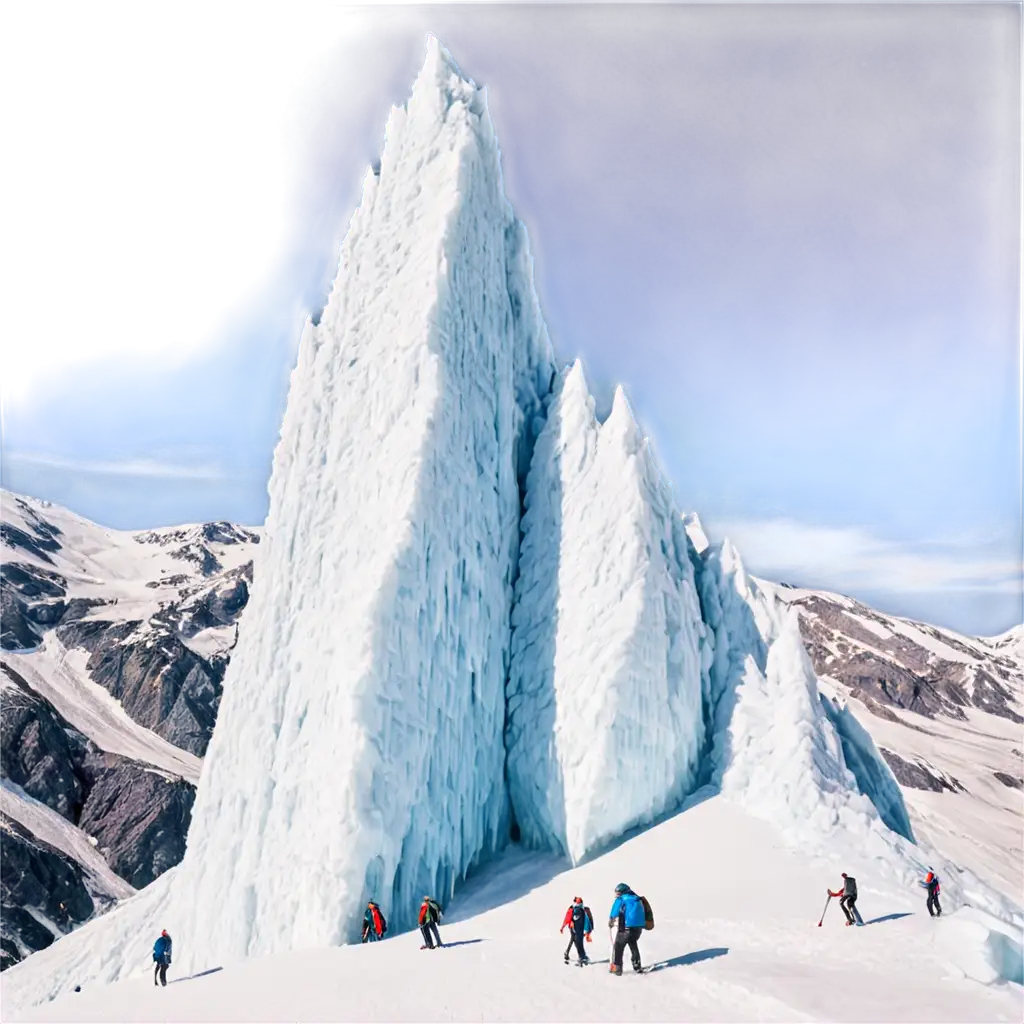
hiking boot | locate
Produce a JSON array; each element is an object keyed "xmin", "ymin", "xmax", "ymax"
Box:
[
  {"xmin": 632, "ymin": 961, "xmax": 643, "ymax": 973},
  {"xmin": 609, "ymin": 964, "xmax": 622, "ymax": 976},
  {"xmin": 564, "ymin": 956, "xmax": 570, "ymax": 964}
]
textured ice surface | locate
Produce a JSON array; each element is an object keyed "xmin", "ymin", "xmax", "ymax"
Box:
[
  {"xmin": 167, "ymin": 36, "xmax": 555, "ymax": 967},
  {"xmin": 507, "ymin": 363, "xmax": 707, "ymax": 862}
]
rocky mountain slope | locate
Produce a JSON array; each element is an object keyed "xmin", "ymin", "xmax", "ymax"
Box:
[
  {"xmin": 0, "ymin": 490, "xmax": 257, "ymax": 968},
  {"xmin": 767, "ymin": 581, "xmax": 1023, "ymax": 900}
]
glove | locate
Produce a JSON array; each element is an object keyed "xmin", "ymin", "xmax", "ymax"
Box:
[
  {"xmin": 585, "ymin": 933, "xmax": 592, "ymax": 942},
  {"xmin": 559, "ymin": 927, "xmax": 564, "ymax": 933}
]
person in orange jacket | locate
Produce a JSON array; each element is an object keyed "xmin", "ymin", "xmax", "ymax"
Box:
[{"xmin": 560, "ymin": 897, "xmax": 594, "ymax": 964}]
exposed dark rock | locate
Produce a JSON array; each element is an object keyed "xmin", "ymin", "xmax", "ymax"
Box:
[
  {"xmin": 970, "ymin": 669, "xmax": 1022, "ymax": 723},
  {"xmin": 1, "ymin": 588, "xmax": 40, "ymax": 651},
  {"xmin": 993, "ymin": 772, "xmax": 1023, "ymax": 790},
  {"xmin": 0, "ymin": 663, "xmax": 90, "ymax": 820},
  {"xmin": 792, "ymin": 594, "xmax": 1021, "ymax": 723},
  {"xmin": 879, "ymin": 748, "xmax": 965, "ymax": 793},
  {"xmin": 0, "ymin": 525, "xmax": 59, "ymax": 566},
  {"xmin": 1, "ymin": 663, "xmax": 195, "ymax": 894},
  {"xmin": 56, "ymin": 618, "xmax": 224, "ymax": 757},
  {"xmin": 0, "ymin": 814, "xmax": 100, "ymax": 971},
  {"xmin": 1, "ymin": 563, "xmax": 67, "ymax": 600},
  {"xmin": 173, "ymin": 564, "xmax": 252, "ymax": 639},
  {"xmin": 77, "ymin": 755, "xmax": 195, "ymax": 889}
]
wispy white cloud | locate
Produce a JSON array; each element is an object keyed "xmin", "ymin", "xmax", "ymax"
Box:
[
  {"xmin": 708, "ymin": 517, "xmax": 1022, "ymax": 596},
  {"xmin": 143, "ymin": 442, "xmax": 223, "ymax": 458},
  {"xmin": 5, "ymin": 450, "xmax": 248, "ymax": 482}
]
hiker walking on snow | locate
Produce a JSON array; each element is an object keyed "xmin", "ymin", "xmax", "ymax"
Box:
[
  {"xmin": 418, "ymin": 895, "xmax": 443, "ymax": 949},
  {"xmin": 828, "ymin": 873, "xmax": 858, "ymax": 926},
  {"xmin": 362, "ymin": 901, "xmax": 387, "ymax": 943},
  {"xmin": 920, "ymin": 870, "xmax": 942, "ymax": 917},
  {"xmin": 560, "ymin": 896, "xmax": 593, "ymax": 964},
  {"xmin": 152, "ymin": 929, "xmax": 172, "ymax": 987},
  {"xmin": 608, "ymin": 883, "xmax": 646, "ymax": 975}
]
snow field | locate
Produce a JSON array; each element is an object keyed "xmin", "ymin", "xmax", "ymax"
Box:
[{"xmin": 10, "ymin": 798, "xmax": 1021, "ymax": 1023}]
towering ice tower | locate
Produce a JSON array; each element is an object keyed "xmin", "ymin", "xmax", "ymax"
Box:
[
  {"xmin": 173, "ymin": 37, "xmax": 553, "ymax": 961},
  {"xmin": 506, "ymin": 362, "xmax": 708, "ymax": 862}
]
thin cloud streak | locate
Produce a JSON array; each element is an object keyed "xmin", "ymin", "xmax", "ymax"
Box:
[
  {"xmin": 5, "ymin": 451, "xmax": 255, "ymax": 482},
  {"xmin": 711, "ymin": 517, "xmax": 1022, "ymax": 597}
]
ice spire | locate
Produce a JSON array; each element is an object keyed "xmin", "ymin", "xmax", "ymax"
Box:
[
  {"xmin": 507, "ymin": 361, "xmax": 707, "ymax": 862},
  {"xmin": 158, "ymin": 35, "xmax": 553, "ymax": 969}
]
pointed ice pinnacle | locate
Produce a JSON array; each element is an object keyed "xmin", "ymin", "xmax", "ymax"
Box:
[
  {"xmin": 507, "ymin": 363, "xmax": 708, "ymax": 863},
  {"xmin": 133, "ymin": 35, "xmax": 554, "ymax": 972}
]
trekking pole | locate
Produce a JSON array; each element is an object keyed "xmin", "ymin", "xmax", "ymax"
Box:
[{"xmin": 817, "ymin": 894, "xmax": 831, "ymax": 927}]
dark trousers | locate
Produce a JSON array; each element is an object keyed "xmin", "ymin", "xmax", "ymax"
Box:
[
  {"xmin": 612, "ymin": 926, "xmax": 643, "ymax": 970},
  {"xmin": 839, "ymin": 896, "xmax": 857, "ymax": 923},
  {"xmin": 564, "ymin": 928, "xmax": 587, "ymax": 961},
  {"xmin": 154, "ymin": 961, "xmax": 168, "ymax": 986},
  {"xmin": 420, "ymin": 921, "xmax": 441, "ymax": 948},
  {"xmin": 927, "ymin": 892, "xmax": 941, "ymax": 917}
]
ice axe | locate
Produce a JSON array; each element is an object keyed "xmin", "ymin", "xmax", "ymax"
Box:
[{"xmin": 817, "ymin": 893, "xmax": 832, "ymax": 927}]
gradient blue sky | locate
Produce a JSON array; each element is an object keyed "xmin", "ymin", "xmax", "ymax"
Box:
[{"xmin": 1, "ymin": 3, "xmax": 1020, "ymax": 635}]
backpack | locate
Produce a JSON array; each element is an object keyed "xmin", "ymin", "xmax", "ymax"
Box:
[
  {"xmin": 427, "ymin": 898, "xmax": 442, "ymax": 922},
  {"xmin": 371, "ymin": 904, "xmax": 387, "ymax": 936},
  {"xmin": 639, "ymin": 895, "xmax": 655, "ymax": 931},
  {"xmin": 844, "ymin": 876, "xmax": 857, "ymax": 899},
  {"xmin": 583, "ymin": 906, "xmax": 594, "ymax": 933}
]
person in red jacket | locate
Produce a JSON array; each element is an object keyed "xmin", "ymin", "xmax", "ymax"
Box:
[
  {"xmin": 560, "ymin": 897, "xmax": 593, "ymax": 964},
  {"xmin": 418, "ymin": 895, "xmax": 443, "ymax": 949}
]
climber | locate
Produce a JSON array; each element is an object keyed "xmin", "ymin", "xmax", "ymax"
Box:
[
  {"xmin": 920, "ymin": 870, "xmax": 942, "ymax": 917},
  {"xmin": 828, "ymin": 873, "xmax": 858, "ymax": 926},
  {"xmin": 418, "ymin": 895, "xmax": 443, "ymax": 949},
  {"xmin": 152, "ymin": 929, "xmax": 172, "ymax": 987},
  {"xmin": 560, "ymin": 896, "xmax": 594, "ymax": 964},
  {"xmin": 362, "ymin": 901, "xmax": 387, "ymax": 943},
  {"xmin": 608, "ymin": 883, "xmax": 645, "ymax": 974}
]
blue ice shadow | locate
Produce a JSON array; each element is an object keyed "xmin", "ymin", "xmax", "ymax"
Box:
[
  {"xmin": 437, "ymin": 939, "xmax": 485, "ymax": 949},
  {"xmin": 170, "ymin": 966, "xmax": 224, "ymax": 984},
  {"xmin": 863, "ymin": 912, "xmax": 913, "ymax": 926},
  {"xmin": 655, "ymin": 947, "xmax": 729, "ymax": 969}
]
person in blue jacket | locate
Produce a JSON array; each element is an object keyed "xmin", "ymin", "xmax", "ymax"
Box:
[
  {"xmin": 608, "ymin": 883, "xmax": 644, "ymax": 975},
  {"xmin": 152, "ymin": 930, "xmax": 172, "ymax": 987}
]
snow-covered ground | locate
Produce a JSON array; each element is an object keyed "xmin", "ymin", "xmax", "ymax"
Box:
[{"xmin": 10, "ymin": 797, "xmax": 1021, "ymax": 1023}]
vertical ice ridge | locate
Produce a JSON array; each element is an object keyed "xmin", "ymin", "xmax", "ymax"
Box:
[
  {"xmin": 507, "ymin": 362, "xmax": 706, "ymax": 863},
  {"xmin": 157, "ymin": 37, "xmax": 556, "ymax": 966}
]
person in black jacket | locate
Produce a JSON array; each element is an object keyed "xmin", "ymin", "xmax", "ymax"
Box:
[{"xmin": 828, "ymin": 873, "xmax": 858, "ymax": 926}]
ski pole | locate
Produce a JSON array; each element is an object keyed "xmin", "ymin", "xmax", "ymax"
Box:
[{"xmin": 818, "ymin": 894, "xmax": 831, "ymax": 927}]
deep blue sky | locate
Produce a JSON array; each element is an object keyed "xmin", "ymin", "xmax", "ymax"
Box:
[{"xmin": 1, "ymin": 4, "xmax": 1020, "ymax": 635}]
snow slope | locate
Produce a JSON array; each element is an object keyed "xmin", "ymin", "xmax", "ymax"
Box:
[
  {"xmin": 9, "ymin": 797, "xmax": 1022, "ymax": 1023},
  {"xmin": 0, "ymin": 783, "xmax": 135, "ymax": 905},
  {"xmin": 507, "ymin": 363, "xmax": 707, "ymax": 861}
]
